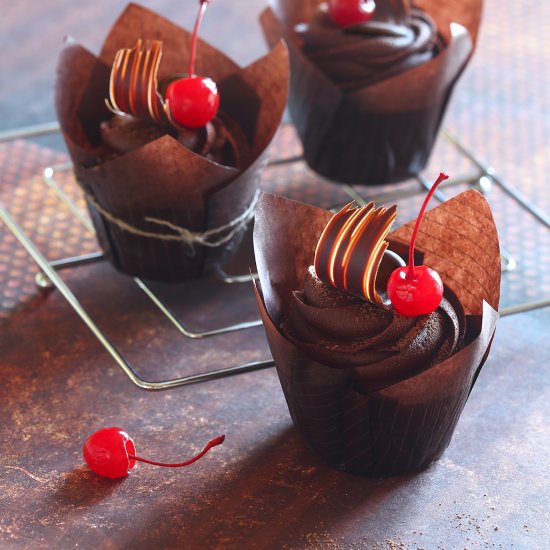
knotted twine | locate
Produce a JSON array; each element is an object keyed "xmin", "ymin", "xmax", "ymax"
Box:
[{"xmin": 84, "ymin": 189, "xmax": 260, "ymax": 254}]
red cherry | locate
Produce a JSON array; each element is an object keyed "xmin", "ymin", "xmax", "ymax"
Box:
[
  {"xmin": 387, "ymin": 265, "xmax": 443, "ymax": 317},
  {"xmin": 328, "ymin": 0, "xmax": 376, "ymax": 28},
  {"xmin": 166, "ymin": 0, "xmax": 219, "ymax": 129},
  {"xmin": 83, "ymin": 427, "xmax": 136, "ymax": 479},
  {"xmin": 387, "ymin": 172, "xmax": 449, "ymax": 317},
  {"xmin": 83, "ymin": 427, "xmax": 225, "ymax": 479},
  {"xmin": 166, "ymin": 77, "xmax": 219, "ymax": 128}
]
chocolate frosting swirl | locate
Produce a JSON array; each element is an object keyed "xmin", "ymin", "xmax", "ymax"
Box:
[
  {"xmin": 100, "ymin": 113, "xmax": 243, "ymax": 168},
  {"xmin": 296, "ymin": 6, "xmax": 444, "ymax": 90},
  {"xmin": 282, "ymin": 266, "xmax": 466, "ymax": 392}
]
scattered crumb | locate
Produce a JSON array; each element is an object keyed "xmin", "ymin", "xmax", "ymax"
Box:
[
  {"xmin": 385, "ymin": 539, "xmax": 407, "ymax": 550},
  {"xmin": 302, "ymin": 531, "xmax": 345, "ymax": 550}
]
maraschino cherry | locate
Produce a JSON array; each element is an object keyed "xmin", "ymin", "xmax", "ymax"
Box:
[
  {"xmin": 328, "ymin": 0, "xmax": 376, "ymax": 28},
  {"xmin": 387, "ymin": 172, "xmax": 449, "ymax": 317},
  {"xmin": 165, "ymin": 0, "xmax": 220, "ymax": 128},
  {"xmin": 83, "ymin": 427, "xmax": 225, "ymax": 479}
]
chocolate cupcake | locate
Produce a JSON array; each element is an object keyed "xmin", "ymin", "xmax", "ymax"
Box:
[
  {"xmin": 253, "ymin": 189, "xmax": 500, "ymax": 476},
  {"xmin": 261, "ymin": 1, "xmax": 482, "ymax": 185},
  {"xmin": 56, "ymin": 3, "xmax": 289, "ymax": 281}
]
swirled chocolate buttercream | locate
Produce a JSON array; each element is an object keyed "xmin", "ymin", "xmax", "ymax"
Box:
[
  {"xmin": 100, "ymin": 112, "xmax": 244, "ymax": 167},
  {"xmin": 282, "ymin": 266, "xmax": 465, "ymax": 391},
  {"xmin": 296, "ymin": 6, "xmax": 444, "ymax": 90}
]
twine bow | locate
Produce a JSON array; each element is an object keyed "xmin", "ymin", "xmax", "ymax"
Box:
[{"xmin": 84, "ymin": 189, "xmax": 260, "ymax": 255}]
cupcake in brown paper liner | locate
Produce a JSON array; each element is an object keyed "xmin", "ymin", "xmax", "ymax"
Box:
[
  {"xmin": 261, "ymin": 1, "xmax": 482, "ymax": 185},
  {"xmin": 253, "ymin": 189, "xmax": 500, "ymax": 476},
  {"xmin": 56, "ymin": 3, "xmax": 289, "ymax": 282}
]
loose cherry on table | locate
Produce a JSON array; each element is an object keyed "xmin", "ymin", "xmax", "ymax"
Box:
[
  {"xmin": 165, "ymin": 0, "xmax": 220, "ymax": 128},
  {"xmin": 387, "ymin": 172, "xmax": 449, "ymax": 317},
  {"xmin": 83, "ymin": 427, "xmax": 225, "ymax": 479},
  {"xmin": 328, "ymin": 0, "xmax": 377, "ymax": 28}
]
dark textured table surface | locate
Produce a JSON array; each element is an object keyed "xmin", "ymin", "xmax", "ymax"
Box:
[{"xmin": 1, "ymin": 1, "xmax": 549, "ymax": 549}]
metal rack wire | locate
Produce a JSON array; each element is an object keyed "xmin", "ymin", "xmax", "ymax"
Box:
[{"xmin": 1, "ymin": 124, "xmax": 549, "ymax": 391}]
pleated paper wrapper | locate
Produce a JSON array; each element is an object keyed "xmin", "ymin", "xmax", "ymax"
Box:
[
  {"xmin": 253, "ymin": 191, "xmax": 500, "ymax": 476},
  {"xmin": 56, "ymin": 3, "xmax": 289, "ymax": 281},
  {"xmin": 261, "ymin": 0, "xmax": 482, "ymax": 185}
]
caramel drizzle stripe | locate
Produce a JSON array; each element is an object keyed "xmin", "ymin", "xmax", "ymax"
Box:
[
  {"xmin": 325, "ymin": 209, "xmax": 355, "ymax": 285},
  {"xmin": 370, "ymin": 206, "xmax": 397, "ymax": 300},
  {"xmin": 339, "ymin": 206, "xmax": 377, "ymax": 286},
  {"xmin": 366, "ymin": 240, "xmax": 389, "ymax": 300},
  {"xmin": 314, "ymin": 202, "xmax": 397, "ymax": 303},
  {"xmin": 330, "ymin": 207, "xmax": 368, "ymax": 288},
  {"xmin": 137, "ymin": 44, "xmax": 153, "ymax": 118},
  {"xmin": 357, "ymin": 206, "xmax": 397, "ymax": 301},
  {"xmin": 343, "ymin": 206, "xmax": 395, "ymax": 301},
  {"xmin": 119, "ymin": 46, "xmax": 132, "ymax": 113},
  {"xmin": 128, "ymin": 45, "xmax": 142, "ymax": 115},
  {"xmin": 147, "ymin": 41, "xmax": 167, "ymax": 122},
  {"xmin": 314, "ymin": 202, "xmax": 355, "ymax": 284},
  {"xmin": 137, "ymin": 46, "xmax": 147, "ymax": 114},
  {"xmin": 107, "ymin": 44, "xmax": 133, "ymax": 115},
  {"xmin": 144, "ymin": 43, "xmax": 157, "ymax": 119},
  {"xmin": 108, "ymin": 49, "xmax": 124, "ymax": 113},
  {"xmin": 110, "ymin": 48, "xmax": 129, "ymax": 114}
]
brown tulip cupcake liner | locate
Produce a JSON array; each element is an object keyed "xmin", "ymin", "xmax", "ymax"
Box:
[
  {"xmin": 261, "ymin": 0, "xmax": 483, "ymax": 185},
  {"xmin": 56, "ymin": 3, "xmax": 289, "ymax": 282},
  {"xmin": 253, "ymin": 191, "xmax": 500, "ymax": 476}
]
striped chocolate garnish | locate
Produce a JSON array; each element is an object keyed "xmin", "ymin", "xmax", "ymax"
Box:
[
  {"xmin": 105, "ymin": 40, "xmax": 172, "ymax": 126},
  {"xmin": 314, "ymin": 202, "xmax": 397, "ymax": 303}
]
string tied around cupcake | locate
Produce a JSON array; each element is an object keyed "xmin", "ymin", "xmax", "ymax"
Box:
[{"xmin": 83, "ymin": 189, "xmax": 260, "ymax": 255}]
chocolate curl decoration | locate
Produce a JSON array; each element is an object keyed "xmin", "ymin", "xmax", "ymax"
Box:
[
  {"xmin": 314, "ymin": 202, "xmax": 397, "ymax": 302},
  {"xmin": 106, "ymin": 40, "xmax": 171, "ymax": 125}
]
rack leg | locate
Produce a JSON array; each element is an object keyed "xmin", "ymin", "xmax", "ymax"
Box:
[
  {"xmin": 443, "ymin": 131, "xmax": 550, "ymax": 229},
  {"xmin": 0, "ymin": 201, "xmax": 274, "ymax": 390},
  {"xmin": 35, "ymin": 252, "xmax": 105, "ymax": 289}
]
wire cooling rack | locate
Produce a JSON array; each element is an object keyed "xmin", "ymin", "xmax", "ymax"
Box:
[{"xmin": 1, "ymin": 123, "xmax": 549, "ymax": 390}]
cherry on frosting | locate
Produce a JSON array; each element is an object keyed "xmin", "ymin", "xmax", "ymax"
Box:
[
  {"xmin": 387, "ymin": 172, "xmax": 449, "ymax": 317},
  {"xmin": 83, "ymin": 427, "xmax": 225, "ymax": 479},
  {"xmin": 165, "ymin": 0, "xmax": 220, "ymax": 128},
  {"xmin": 328, "ymin": 0, "xmax": 376, "ymax": 28}
]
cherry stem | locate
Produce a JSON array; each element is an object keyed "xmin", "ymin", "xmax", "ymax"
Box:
[
  {"xmin": 406, "ymin": 172, "xmax": 449, "ymax": 280},
  {"xmin": 128, "ymin": 434, "xmax": 225, "ymax": 468},
  {"xmin": 188, "ymin": 0, "xmax": 210, "ymax": 77}
]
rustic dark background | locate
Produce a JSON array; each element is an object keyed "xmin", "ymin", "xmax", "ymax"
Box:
[{"xmin": 1, "ymin": 1, "xmax": 549, "ymax": 549}]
